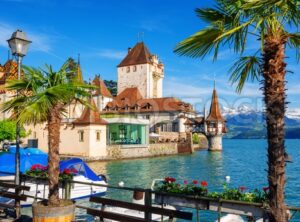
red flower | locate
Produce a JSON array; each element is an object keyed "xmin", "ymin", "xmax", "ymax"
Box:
[
  {"xmin": 63, "ymin": 169, "xmax": 71, "ymax": 174},
  {"xmin": 184, "ymin": 180, "xmax": 188, "ymax": 185},
  {"xmin": 164, "ymin": 177, "xmax": 176, "ymax": 183},
  {"xmin": 192, "ymin": 180, "xmax": 198, "ymax": 185},
  {"xmin": 31, "ymin": 164, "xmax": 47, "ymax": 171},
  {"xmin": 263, "ymin": 187, "xmax": 269, "ymax": 192},
  {"xmin": 239, "ymin": 186, "xmax": 246, "ymax": 192},
  {"xmin": 71, "ymin": 169, "xmax": 78, "ymax": 174},
  {"xmin": 201, "ymin": 181, "xmax": 208, "ymax": 187}
]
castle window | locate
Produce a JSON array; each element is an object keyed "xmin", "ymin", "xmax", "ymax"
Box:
[
  {"xmin": 79, "ymin": 130, "xmax": 84, "ymax": 142},
  {"xmin": 133, "ymin": 66, "xmax": 137, "ymax": 72},
  {"xmin": 33, "ymin": 131, "xmax": 37, "ymax": 139},
  {"xmin": 96, "ymin": 131, "xmax": 101, "ymax": 141},
  {"xmin": 126, "ymin": 67, "xmax": 130, "ymax": 73}
]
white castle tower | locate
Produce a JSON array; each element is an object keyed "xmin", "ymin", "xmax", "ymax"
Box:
[
  {"xmin": 205, "ymin": 87, "xmax": 227, "ymax": 151},
  {"xmin": 117, "ymin": 42, "xmax": 164, "ymax": 98}
]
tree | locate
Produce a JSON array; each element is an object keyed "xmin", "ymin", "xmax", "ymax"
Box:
[
  {"xmin": 1, "ymin": 62, "xmax": 91, "ymax": 206},
  {"xmin": 192, "ymin": 133, "xmax": 200, "ymax": 145},
  {"xmin": 174, "ymin": 1, "xmax": 300, "ymax": 221},
  {"xmin": 0, "ymin": 120, "xmax": 27, "ymax": 142},
  {"xmin": 65, "ymin": 57, "xmax": 78, "ymax": 80}
]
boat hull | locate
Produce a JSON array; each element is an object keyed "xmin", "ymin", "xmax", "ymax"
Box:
[{"xmin": 0, "ymin": 175, "xmax": 107, "ymax": 206}]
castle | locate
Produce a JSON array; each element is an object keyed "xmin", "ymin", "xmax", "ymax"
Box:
[{"xmin": 0, "ymin": 42, "xmax": 226, "ymax": 158}]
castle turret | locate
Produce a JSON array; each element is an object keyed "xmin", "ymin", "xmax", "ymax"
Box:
[{"xmin": 205, "ymin": 87, "xmax": 226, "ymax": 151}]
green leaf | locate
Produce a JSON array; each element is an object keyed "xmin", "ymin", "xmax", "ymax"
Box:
[{"xmin": 229, "ymin": 56, "xmax": 261, "ymax": 93}]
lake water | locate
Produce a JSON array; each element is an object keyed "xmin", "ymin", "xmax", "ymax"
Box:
[{"xmin": 77, "ymin": 139, "xmax": 300, "ymax": 221}]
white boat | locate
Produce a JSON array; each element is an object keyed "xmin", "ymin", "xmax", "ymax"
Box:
[{"xmin": 0, "ymin": 158, "xmax": 107, "ymax": 206}]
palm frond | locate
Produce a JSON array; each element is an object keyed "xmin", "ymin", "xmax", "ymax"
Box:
[
  {"xmin": 287, "ymin": 32, "xmax": 300, "ymax": 62},
  {"xmin": 174, "ymin": 28, "xmax": 224, "ymax": 59},
  {"xmin": 1, "ymin": 63, "xmax": 92, "ymax": 125},
  {"xmin": 229, "ymin": 56, "xmax": 261, "ymax": 93}
]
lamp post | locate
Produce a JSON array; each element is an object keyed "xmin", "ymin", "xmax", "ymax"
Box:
[{"xmin": 7, "ymin": 30, "xmax": 31, "ymax": 218}]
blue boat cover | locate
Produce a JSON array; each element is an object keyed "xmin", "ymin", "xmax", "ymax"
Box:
[
  {"xmin": 0, "ymin": 150, "xmax": 101, "ymax": 182},
  {"xmin": 59, "ymin": 158, "xmax": 101, "ymax": 181},
  {"xmin": 8, "ymin": 147, "xmax": 47, "ymax": 155},
  {"xmin": 0, "ymin": 153, "xmax": 48, "ymax": 175}
]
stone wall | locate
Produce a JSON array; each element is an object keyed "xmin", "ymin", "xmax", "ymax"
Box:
[
  {"xmin": 158, "ymin": 132, "xmax": 180, "ymax": 142},
  {"xmin": 177, "ymin": 133, "xmax": 193, "ymax": 154},
  {"xmin": 193, "ymin": 133, "xmax": 208, "ymax": 150},
  {"xmin": 208, "ymin": 135, "xmax": 222, "ymax": 151},
  {"xmin": 106, "ymin": 143, "xmax": 177, "ymax": 159}
]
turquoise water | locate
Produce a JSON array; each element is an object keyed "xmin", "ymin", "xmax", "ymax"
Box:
[{"xmin": 79, "ymin": 139, "xmax": 300, "ymax": 221}]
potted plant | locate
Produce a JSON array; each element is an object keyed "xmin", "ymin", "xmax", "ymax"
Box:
[
  {"xmin": 2, "ymin": 62, "xmax": 91, "ymax": 221},
  {"xmin": 154, "ymin": 177, "xmax": 270, "ymax": 217}
]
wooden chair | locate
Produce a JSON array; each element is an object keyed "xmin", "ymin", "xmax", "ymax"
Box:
[{"xmin": 85, "ymin": 196, "xmax": 193, "ymax": 222}]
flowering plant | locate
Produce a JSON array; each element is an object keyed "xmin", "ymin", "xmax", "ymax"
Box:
[
  {"xmin": 207, "ymin": 184, "xmax": 269, "ymax": 203},
  {"xmin": 155, "ymin": 177, "xmax": 270, "ymax": 204},
  {"xmin": 25, "ymin": 164, "xmax": 77, "ymax": 181},
  {"xmin": 155, "ymin": 177, "xmax": 208, "ymax": 196}
]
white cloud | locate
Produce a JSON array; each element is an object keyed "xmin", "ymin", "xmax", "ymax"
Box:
[
  {"xmin": 0, "ymin": 21, "xmax": 52, "ymax": 53},
  {"xmin": 96, "ymin": 49, "xmax": 127, "ymax": 60}
]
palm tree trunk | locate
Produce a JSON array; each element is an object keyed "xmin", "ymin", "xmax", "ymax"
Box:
[
  {"xmin": 47, "ymin": 105, "xmax": 61, "ymax": 206},
  {"xmin": 263, "ymin": 34, "xmax": 287, "ymax": 222}
]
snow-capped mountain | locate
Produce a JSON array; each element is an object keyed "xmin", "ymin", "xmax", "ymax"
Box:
[
  {"xmin": 221, "ymin": 106, "xmax": 300, "ymax": 139},
  {"xmin": 286, "ymin": 109, "xmax": 300, "ymax": 120}
]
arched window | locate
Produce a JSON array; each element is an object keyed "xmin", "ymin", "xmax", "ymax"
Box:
[
  {"xmin": 126, "ymin": 67, "xmax": 130, "ymax": 73},
  {"xmin": 133, "ymin": 65, "xmax": 137, "ymax": 72}
]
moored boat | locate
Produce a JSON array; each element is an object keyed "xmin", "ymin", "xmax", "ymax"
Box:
[{"xmin": 0, "ymin": 149, "xmax": 107, "ymax": 206}]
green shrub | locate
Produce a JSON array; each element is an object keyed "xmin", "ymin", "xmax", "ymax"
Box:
[
  {"xmin": 0, "ymin": 120, "xmax": 27, "ymax": 142},
  {"xmin": 192, "ymin": 133, "xmax": 200, "ymax": 144}
]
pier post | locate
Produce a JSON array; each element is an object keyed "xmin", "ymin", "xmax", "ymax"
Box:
[{"xmin": 144, "ymin": 189, "xmax": 152, "ymax": 221}]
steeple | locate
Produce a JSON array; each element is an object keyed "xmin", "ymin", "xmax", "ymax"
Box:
[
  {"xmin": 206, "ymin": 87, "xmax": 225, "ymax": 122},
  {"xmin": 76, "ymin": 54, "xmax": 83, "ymax": 83},
  {"xmin": 73, "ymin": 97, "xmax": 107, "ymax": 125}
]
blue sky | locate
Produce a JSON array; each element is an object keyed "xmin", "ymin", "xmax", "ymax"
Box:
[{"xmin": 0, "ymin": 0, "xmax": 299, "ymax": 112}]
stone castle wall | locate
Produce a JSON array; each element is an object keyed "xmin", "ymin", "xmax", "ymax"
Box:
[
  {"xmin": 106, "ymin": 143, "xmax": 177, "ymax": 159},
  {"xmin": 208, "ymin": 135, "xmax": 222, "ymax": 151}
]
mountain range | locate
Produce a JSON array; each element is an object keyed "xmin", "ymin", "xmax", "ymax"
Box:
[{"xmin": 222, "ymin": 106, "xmax": 300, "ymax": 139}]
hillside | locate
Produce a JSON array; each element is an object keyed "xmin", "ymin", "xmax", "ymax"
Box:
[{"xmin": 223, "ymin": 106, "xmax": 300, "ymax": 139}]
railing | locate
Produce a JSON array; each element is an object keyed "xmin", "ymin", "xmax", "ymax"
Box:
[{"xmin": 10, "ymin": 176, "xmax": 300, "ymax": 222}]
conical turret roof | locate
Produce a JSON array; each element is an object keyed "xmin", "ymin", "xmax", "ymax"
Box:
[
  {"xmin": 73, "ymin": 98, "xmax": 107, "ymax": 125},
  {"xmin": 92, "ymin": 75, "xmax": 113, "ymax": 98},
  {"xmin": 76, "ymin": 63, "xmax": 83, "ymax": 83},
  {"xmin": 206, "ymin": 89, "xmax": 225, "ymax": 122}
]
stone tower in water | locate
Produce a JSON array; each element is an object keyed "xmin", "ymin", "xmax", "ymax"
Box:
[{"xmin": 205, "ymin": 86, "xmax": 227, "ymax": 151}]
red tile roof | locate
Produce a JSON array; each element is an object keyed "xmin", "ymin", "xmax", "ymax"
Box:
[
  {"xmin": 206, "ymin": 89, "xmax": 225, "ymax": 122},
  {"xmin": 118, "ymin": 42, "xmax": 152, "ymax": 67},
  {"xmin": 103, "ymin": 87, "xmax": 194, "ymax": 113},
  {"xmin": 92, "ymin": 76, "xmax": 113, "ymax": 98},
  {"xmin": 0, "ymin": 60, "xmax": 23, "ymax": 94},
  {"xmin": 73, "ymin": 98, "xmax": 108, "ymax": 125}
]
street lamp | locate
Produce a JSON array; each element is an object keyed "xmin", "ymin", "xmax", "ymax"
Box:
[{"xmin": 7, "ymin": 30, "xmax": 31, "ymax": 218}]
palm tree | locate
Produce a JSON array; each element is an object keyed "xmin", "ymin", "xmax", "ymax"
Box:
[
  {"xmin": 1, "ymin": 62, "xmax": 91, "ymax": 206},
  {"xmin": 174, "ymin": 0, "xmax": 300, "ymax": 221}
]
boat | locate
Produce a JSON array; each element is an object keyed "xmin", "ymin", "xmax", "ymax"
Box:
[{"xmin": 0, "ymin": 149, "xmax": 107, "ymax": 206}]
